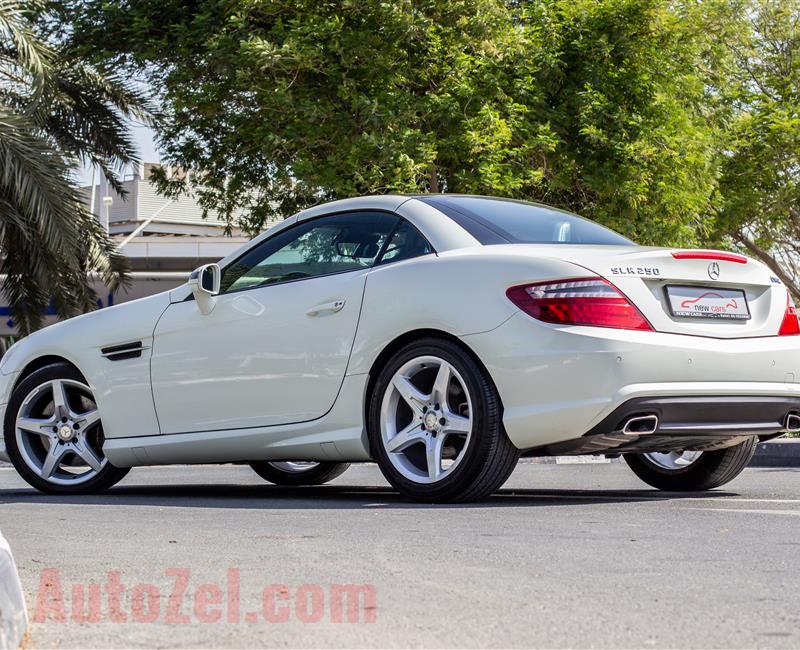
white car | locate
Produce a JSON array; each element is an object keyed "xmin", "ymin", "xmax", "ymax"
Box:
[{"xmin": 1, "ymin": 195, "xmax": 799, "ymax": 501}]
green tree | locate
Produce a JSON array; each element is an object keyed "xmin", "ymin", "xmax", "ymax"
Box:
[
  {"xmin": 699, "ymin": 0, "xmax": 800, "ymax": 296},
  {"xmin": 64, "ymin": 0, "xmax": 552, "ymax": 234},
  {"xmin": 63, "ymin": 0, "xmax": 718, "ymax": 245},
  {"xmin": 519, "ymin": 0, "xmax": 718, "ymax": 245},
  {"xmin": 0, "ymin": 0, "xmax": 147, "ymax": 333}
]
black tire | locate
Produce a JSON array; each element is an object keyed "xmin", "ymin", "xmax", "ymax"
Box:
[
  {"xmin": 249, "ymin": 461, "xmax": 350, "ymax": 486},
  {"xmin": 368, "ymin": 337, "xmax": 519, "ymax": 503},
  {"xmin": 4, "ymin": 363, "xmax": 130, "ymax": 494},
  {"xmin": 623, "ymin": 438, "xmax": 758, "ymax": 491}
]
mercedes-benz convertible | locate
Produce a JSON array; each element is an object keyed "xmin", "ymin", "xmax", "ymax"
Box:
[{"xmin": 2, "ymin": 195, "xmax": 798, "ymax": 501}]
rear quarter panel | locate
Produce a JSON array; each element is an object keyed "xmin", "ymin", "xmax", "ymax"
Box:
[{"xmin": 347, "ymin": 249, "xmax": 584, "ymax": 374}]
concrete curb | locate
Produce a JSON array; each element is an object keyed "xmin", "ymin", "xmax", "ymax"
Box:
[
  {"xmin": 521, "ymin": 455, "xmax": 618, "ymax": 465},
  {"xmin": 523, "ymin": 439, "xmax": 800, "ymax": 466},
  {"xmin": 750, "ymin": 439, "xmax": 800, "ymax": 467},
  {"xmin": 0, "ymin": 530, "xmax": 27, "ymax": 650}
]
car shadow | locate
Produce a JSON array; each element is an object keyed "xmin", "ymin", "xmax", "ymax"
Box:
[{"xmin": 0, "ymin": 482, "xmax": 739, "ymax": 510}]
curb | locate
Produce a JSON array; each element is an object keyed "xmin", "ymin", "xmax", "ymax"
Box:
[
  {"xmin": 750, "ymin": 438, "xmax": 800, "ymax": 467},
  {"xmin": 523, "ymin": 439, "xmax": 800, "ymax": 466},
  {"xmin": 521, "ymin": 456, "xmax": 618, "ymax": 465},
  {"xmin": 0, "ymin": 530, "xmax": 27, "ymax": 650}
]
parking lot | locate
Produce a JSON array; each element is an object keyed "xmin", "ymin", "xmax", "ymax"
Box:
[{"xmin": 1, "ymin": 461, "xmax": 799, "ymax": 649}]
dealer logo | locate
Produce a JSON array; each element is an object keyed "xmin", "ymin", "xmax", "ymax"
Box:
[{"xmin": 708, "ymin": 262, "xmax": 720, "ymax": 280}]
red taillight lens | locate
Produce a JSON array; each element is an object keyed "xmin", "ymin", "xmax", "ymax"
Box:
[
  {"xmin": 778, "ymin": 290, "xmax": 800, "ymax": 336},
  {"xmin": 506, "ymin": 278, "xmax": 654, "ymax": 331}
]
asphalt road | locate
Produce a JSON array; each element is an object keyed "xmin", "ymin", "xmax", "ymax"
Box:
[{"xmin": 1, "ymin": 461, "xmax": 798, "ymax": 649}]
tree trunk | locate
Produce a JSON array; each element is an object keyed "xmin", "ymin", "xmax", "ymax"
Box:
[
  {"xmin": 733, "ymin": 231, "xmax": 800, "ymax": 298},
  {"xmin": 428, "ymin": 163, "xmax": 439, "ymax": 194}
]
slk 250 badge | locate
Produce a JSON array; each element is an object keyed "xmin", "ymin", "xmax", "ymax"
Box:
[{"xmin": 610, "ymin": 266, "xmax": 661, "ymax": 277}]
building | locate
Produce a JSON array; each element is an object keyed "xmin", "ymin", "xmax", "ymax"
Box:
[{"xmin": 0, "ymin": 163, "xmax": 276, "ymax": 336}]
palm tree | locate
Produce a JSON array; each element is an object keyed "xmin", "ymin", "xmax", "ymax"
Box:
[{"xmin": 0, "ymin": 0, "xmax": 149, "ymax": 334}]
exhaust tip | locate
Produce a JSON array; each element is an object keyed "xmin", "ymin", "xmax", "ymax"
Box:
[
  {"xmin": 784, "ymin": 413, "xmax": 800, "ymax": 433},
  {"xmin": 621, "ymin": 414, "xmax": 659, "ymax": 435}
]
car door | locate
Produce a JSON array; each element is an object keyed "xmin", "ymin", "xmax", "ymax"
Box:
[{"xmin": 149, "ymin": 211, "xmax": 400, "ymax": 434}]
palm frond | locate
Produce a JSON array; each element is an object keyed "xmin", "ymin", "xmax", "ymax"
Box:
[
  {"xmin": 0, "ymin": 109, "xmax": 130, "ymax": 333},
  {"xmin": 0, "ymin": 0, "xmax": 51, "ymax": 101},
  {"xmin": 0, "ymin": 109, "xmax": 82, "ymax": 254},
  {"xmin": 0, "ymin": 2, "xmax": 135, "ymax": 333}
]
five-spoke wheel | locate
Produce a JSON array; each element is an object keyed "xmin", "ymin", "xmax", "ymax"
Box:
[
  {"xmin": 4, "ymin": 363, "xmax": 129, "ymax": 493},
  {"xmin": 369, "ymin": 337, "xmax": 519, "ymax": 502},
  {"xmin": 380, "ymin": 356, "xmax": 473, "ymax": 483}
]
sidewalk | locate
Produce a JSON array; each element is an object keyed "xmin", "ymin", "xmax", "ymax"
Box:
[{"xmin": 750, "ymin": 438, "xmax": 800, "ymax": 467}]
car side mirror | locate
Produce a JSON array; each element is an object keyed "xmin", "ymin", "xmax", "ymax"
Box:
[{"xmin": 188, "ymin": 263, "xmax": 221, "ymax": 315}]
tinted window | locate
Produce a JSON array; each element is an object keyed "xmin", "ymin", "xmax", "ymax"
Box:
[
  {"xmin": 376, "ymin": 220, "xmax": 434, "ymax": 265},
  {"xmin": 221, "ymin": 211, "xmax": 399, "ymax": 293},
  {"xmin": 422, "ymin": 196, "xmax": 633, "ymax": 246}
]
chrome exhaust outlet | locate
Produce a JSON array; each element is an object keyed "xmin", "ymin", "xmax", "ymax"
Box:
[
  {"xmin": 621, "ymin": 414, "xmax": 659, "ymax": 435},
  {"xmin": 784, "ymin": 413, "xmax": 800, "ymax": 433}
]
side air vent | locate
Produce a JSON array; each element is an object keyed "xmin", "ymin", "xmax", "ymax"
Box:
[{"xmin": 100, "ymin": 341, "xmax": 148, "ymax": 361}]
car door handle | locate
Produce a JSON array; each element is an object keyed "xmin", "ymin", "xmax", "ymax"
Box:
[{"xmin": 307, "ymin": 299, "xmax": 346, "ymax": 316}]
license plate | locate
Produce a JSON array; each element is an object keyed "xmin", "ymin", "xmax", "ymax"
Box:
[{"xmin": 665, "ymin": 285, "xmax": 750, "ymax": 320}]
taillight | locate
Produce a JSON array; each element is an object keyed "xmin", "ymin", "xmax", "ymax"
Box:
[
  {"xmin": 506, "ymin": 278, "xmax": 654, "ymax": 331},
  {"xmin": 778, "ymin": 290, "xmax": 800, "ymax": 336}
]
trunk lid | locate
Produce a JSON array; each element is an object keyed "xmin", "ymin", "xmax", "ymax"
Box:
[{"xmin": 509, "ymin": 244, "xmax": 787, "ymax": 338}]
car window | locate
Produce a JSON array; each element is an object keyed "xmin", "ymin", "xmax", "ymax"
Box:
[
  {"xmin": 376, "ymin": 219, "xmax": 434, "ymax": 265},
  {"xmin": 221, "ymin": 211, "xmax": 400, "ymax": 293},
  {"xmin": 420, "ymin": 196, "xmax": 634, "ymax": 246}
]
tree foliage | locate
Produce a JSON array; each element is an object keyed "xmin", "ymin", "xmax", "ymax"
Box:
[
  {"xmin": 0, "ymin": 0, "xmax": 150, "ymax": 333},
  {"xmin": 62, "ymin": 0, "xmax": 716, "ymax": 245},
  {"xmin": 60, "ymin": 0, "xmax": 800, "ymax": 290},
  {"xmin": 697, "ymin": 0, "xmax": 800, "ymax": 296}
]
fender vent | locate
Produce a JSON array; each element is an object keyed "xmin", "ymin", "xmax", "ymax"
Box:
[{"xmin": 100, "ymin": 341, "xmax": 147, "ymax": 361}]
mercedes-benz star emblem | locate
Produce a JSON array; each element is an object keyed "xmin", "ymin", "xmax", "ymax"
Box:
[{"xmin": 708, "ymin": 261, "xmax": 720, "ymax": 280}]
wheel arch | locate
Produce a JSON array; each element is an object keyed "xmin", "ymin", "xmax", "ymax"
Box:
[
  {"xmin": 363, "ymin": 328, "xmax": 502, "ymax": 426},
  {"xmin": 12, "ymin": 355, "xmax": 87, "ymax": 393}
]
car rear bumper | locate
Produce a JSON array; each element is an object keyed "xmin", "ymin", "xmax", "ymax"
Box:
[
  {"xmin": 584, "ymin": 394, "xmax": 800, "ymax": 437},
  {"xmin": 462, "ymin": 312, "xmax": 800, "ymax": 451},
  {"xmin": 532, "ymin": 394, "xmax": 798, "ymax": 457}
]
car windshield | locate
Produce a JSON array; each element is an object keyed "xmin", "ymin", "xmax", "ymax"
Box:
[{"xmin": 421, "ymin": 196, "xmax": 634, "ymax": 246}]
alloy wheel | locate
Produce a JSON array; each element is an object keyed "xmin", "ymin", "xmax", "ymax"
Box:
[
  {"xmin": 643, "ymin": 450, "xmax": 703, "ymax": 471},
  {"xmin": 379, "ymin": 355, "xmax": 473, "ymax": 484},
  {"xmin": 14, "ymin": 378, "xmax": 108, "ymax": 486},
  {"xmin": 267, "ymin": 461, "xmax": 320, "ymax": 473}
]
